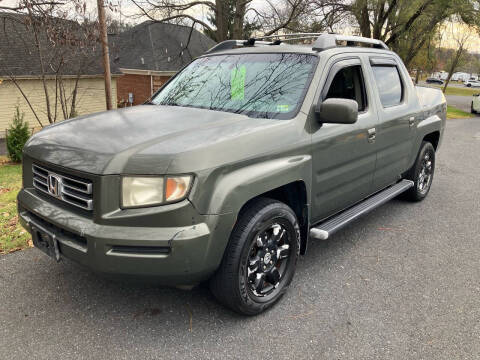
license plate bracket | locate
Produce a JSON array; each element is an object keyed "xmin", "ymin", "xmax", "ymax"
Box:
[{"xmin": 31, "ymin": 225, "xmax": 61, "ymax": 262}]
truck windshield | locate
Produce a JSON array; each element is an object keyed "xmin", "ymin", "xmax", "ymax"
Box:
[{"xmin": 151, "ymin": 53, "xmax": 317, "ymax": 119}]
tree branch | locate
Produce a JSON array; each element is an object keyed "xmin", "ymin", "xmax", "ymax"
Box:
[
  {"xmin": 0, "ymin": 1, "xmax": 64, "ymax": 11},
  {"xmin": 130, "ymin": 0, "xmax": 214, "ymax": 32}
]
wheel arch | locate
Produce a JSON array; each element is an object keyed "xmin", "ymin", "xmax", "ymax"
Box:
[
  {"xmin": 423, "ymin": 131, "xmax": 440, "ymax": 149},
  {"xmin": 407, "ymin": 113, "xmax": 443, "ymax": 171},
  {"xmin": 237, "ymin": 180, "xmax": 310, "ymax": 255}
]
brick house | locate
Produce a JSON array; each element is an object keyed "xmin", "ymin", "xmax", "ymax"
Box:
[{"xmin": 109, "ymin": 21, "xmax": 216, "ymax": 106}]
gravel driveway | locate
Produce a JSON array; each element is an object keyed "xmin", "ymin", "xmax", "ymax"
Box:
[{"xmin": 1, "ymin": 118, "xmax": 479, "ymax": 360}]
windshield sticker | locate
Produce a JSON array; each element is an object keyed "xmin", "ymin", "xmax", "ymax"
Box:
[
  {"xmin": 276, "ymin": 104, "xmax": 290, "ymax": 112},
  {"xmin": 231, "ymin": 66, "xmax": 246, "ymax": 100}
]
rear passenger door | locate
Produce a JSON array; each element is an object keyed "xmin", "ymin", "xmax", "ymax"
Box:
[
  {"xmin": 368, "ymin": 57, "xmax": 415, "ymax": 190},
  {"xmin": 310, "ymin": 57, "xmax": 378, "ymax": 222}
]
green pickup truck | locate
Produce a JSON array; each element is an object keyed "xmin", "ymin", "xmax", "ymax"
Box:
[{"xmin": 18, "ymin": 33, "xmax": 446, "ymax": 315}]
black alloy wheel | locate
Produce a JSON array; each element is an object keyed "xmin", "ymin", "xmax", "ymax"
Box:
[
  {"xmin": 210, "ymin": 198, "xmax": 300, "ymax": 315},
  {"xmin": 245, "ymin": 222, "xmax": 293, "ymax": 299}
]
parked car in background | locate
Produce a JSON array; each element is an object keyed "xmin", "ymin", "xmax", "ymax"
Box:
[
  {"xmin": 471, "ymin": 94, "xmax": 480, "ymax": 113},
  {"xmin": 17, "ymin": 33, "xmax": 447, "ymax": 315},
  {"xmin": 426, "ymin": 77, "xmax": 444, "ymax": 85},
  {"xmin": 464, "ymin": 80, "xmax": 480, "ymax": 87}
]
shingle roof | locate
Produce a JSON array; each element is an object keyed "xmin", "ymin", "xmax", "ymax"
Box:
[
  {"xmin": 0, "ymin": 12, "xmax": 121, "ymax": 77},
  {"xmin": 109, "ymin": 21, "xmax": 216, "ymax": 72}
]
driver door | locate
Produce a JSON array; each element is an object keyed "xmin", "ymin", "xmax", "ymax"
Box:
[{"xmin": 310, "ymin": 57, "xmax": 378, "ymax": 222}]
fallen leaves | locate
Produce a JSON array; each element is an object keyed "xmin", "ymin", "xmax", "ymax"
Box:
[
  {"xmin": 6, "ymin": 215, "xmax": 18, "ymax": 228},
  {"xmin": 0, "ymin": 158, "xmax": 17, "ymax": 166},
  {"xmin": 1, "ymin": 212, "xmax": 32, "ymax": 254}
]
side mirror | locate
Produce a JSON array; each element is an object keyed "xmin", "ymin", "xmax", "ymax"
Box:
[{"xmin": 316, "ymin": 98, "xmax": 358, "ymax": 124}]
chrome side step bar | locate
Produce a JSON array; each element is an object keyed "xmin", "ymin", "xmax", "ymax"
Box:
[{"xmin": 309, "ymin": 180, "xmax": 414, "ymax": 240}]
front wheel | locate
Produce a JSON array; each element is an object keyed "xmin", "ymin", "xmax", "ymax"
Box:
[
  {"xmin": 404, "ymin": 141, "xmax": 436, "ymax": 201},
  {"xmin": 210, "ymin": 198, "xmax": 300, "ymax": 315}
]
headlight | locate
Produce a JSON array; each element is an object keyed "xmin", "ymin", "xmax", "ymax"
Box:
[
  {"xmin": 165, "ymin": 176, "xmax": 192, "ymax": 202},
  {"xmin": 121, "ymin": 175, "xmax": 192, "ymax": 208}
]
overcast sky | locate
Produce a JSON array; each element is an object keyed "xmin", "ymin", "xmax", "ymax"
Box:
[{"xmin": 1, "ymin": 0, "xmax": 478, "ymax": 52}]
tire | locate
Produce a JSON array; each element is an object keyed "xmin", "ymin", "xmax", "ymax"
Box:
[
  {"xmin": 471, "ymin": 102, "xmax": 476, "ymax": 114},
  {"xmin": 210, "ymin": 198, "xmax": 300, "ymax": 315},
  {"xmin": 404, "ymin": 141, "xmax": 435, "ymax": 201}
]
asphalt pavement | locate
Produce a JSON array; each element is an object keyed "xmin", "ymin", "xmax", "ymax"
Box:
[
  {"xmin": 1, "ymin": 118, "xmax": 480, "ymax": 360},
  {"xmin": 446, "ymin": 94, "xmax": 474, "ymax": 113}
]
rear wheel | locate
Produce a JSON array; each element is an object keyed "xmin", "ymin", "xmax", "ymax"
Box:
[
  {"xmin": 404, "ymin": 141, "xmax": 435, "ymax": 201},
  {"xmin": 210, "ymin": 198, "xmax": 300, "ymax": 315}
]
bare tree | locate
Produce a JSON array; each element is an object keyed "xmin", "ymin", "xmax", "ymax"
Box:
[
  {"xmin": 313, "ymin": 0, "xmax": 480, "ymax": 67},
  {"xmin": 0, "ymin": 0, "xmax": 103, "ymax": 126},
  {"xmin": 442, "ymin": 18, "xmax": 474, "ymax": 93},
  {"xmin": 128, "ymin": 0, "xmax": 320, "ymax": 42},
  {"xmin": 0, "ymin": 0, "xmax": 64, "ymax": 11}
]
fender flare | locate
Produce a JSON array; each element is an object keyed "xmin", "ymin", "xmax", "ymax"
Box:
[
  {"xmin": 201, "ymin": 155, "xmax": 312, "ymax": 216},
  {"xmin": 408, "ymin": 114, "xmax": 442, "ymax": 168}
]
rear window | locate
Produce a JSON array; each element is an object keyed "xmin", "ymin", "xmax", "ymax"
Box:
[{"xmin": 372, "ymin": 65, "xmax": 403, "ymax": 107}]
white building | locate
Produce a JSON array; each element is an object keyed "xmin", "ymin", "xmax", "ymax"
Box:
[
  {"xmin": 431, "ymin": 71, "xmax": 449, "ymax": 80},
  {"xmin": 451, "ymin": 72, "xmax": 471, "ymax": 82}
]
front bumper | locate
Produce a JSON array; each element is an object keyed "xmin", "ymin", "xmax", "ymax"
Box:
[{"xmin": 18, "ymin": 188, "xmax": 234, "ymax": 285}]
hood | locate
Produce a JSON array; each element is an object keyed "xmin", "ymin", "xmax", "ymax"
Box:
[{"xmin": 24, "ymin": 105, "xmax": 300, "ymax": 175}]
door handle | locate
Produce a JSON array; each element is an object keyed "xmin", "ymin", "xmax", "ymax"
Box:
[
  {"xmin": 367, "ymin": 128, "xmax": 376, "ymax": 143},
  {"xmin": 409, "ymin": 116, "xmax": 415, "ymax": 127}
]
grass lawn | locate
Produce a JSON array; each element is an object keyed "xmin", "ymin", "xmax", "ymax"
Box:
[
  {"xmin": 0, "ymin": 157, "xmax": 32, "ymax": 254},
  {"xmin": 446, "ymin": 105, "xmax": 475, "ymax": 120},
  {"xmin": 428, "ymin": 84, "xmax": 480, "ymax": 97}
]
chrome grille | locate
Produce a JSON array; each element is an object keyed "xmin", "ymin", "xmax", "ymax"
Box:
[{"xmin": 32, "ymin": 164, "xmax": 93, "ymax": 211}]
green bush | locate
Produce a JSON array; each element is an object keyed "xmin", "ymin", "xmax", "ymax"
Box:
[{"xmin": 6, "ymin": 106, "xmax": 30, "ymax": 163}]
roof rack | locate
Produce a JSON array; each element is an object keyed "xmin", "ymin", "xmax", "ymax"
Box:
[
  {"xmin": 205, "ymin": 33, "xmax": 389, "ymax": 54},
  {"xmin": 205, "ymin": 39, "xmax": 274, "ymax": 54},
  {"xmin": 312, "ymin": 34, "xmax": 388, "ymax": 51}
]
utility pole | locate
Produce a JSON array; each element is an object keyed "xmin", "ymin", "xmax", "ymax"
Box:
[{"xmin": 97, "ymin": 0, "xmax": 112, "ymax": 110}]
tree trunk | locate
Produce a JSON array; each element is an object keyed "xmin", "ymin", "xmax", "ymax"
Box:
[
  {"xmin": 354, "ymin": 0, "xmax": 371, "ymax": 38},
  {"xmin": 415, "ymin": 69, "xmax": 420, "ymax": 85},
  {"xmin": 372, "ymin": 0, "xmax": 385, "ymax": 39},
  {"xmin": 58, "ymin": 77, "xmax": 68, "ymax": 120},
  {"xmin": 443, "ymin": 46, "xmax": 464, "ymax": 93},
  {"xmin": 69, "ymin": 74, "xmax": 81, "ymax": 118},
  {"xmin": 97, "ymin": 0, "xmax": 113, "ymax": 110},
  {"xmin": 232, "ymin": 0, "xmax": 246, "ymax": 39},
  {"xmin": 215, "ymin": 0, "xmax": 229, "ymax": 41}
]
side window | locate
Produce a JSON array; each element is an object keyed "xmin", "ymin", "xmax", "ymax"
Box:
[
  {"xmin": 372, "ymin": 65, "xmax": 403, "ymax": 107},
  {"xmin": 325, "ymin": 65, "xmax": 367, "ymax": 112}
]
